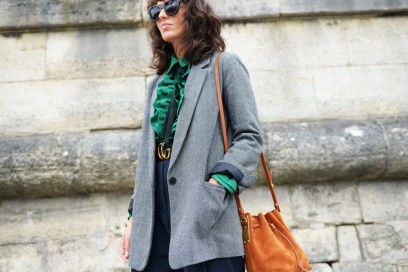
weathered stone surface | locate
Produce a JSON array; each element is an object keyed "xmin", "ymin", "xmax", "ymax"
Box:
[
  {"xmin": 0, "ymin": 193, "xmax": 130, "ymax": 271},
  {"xmin": 78, "ymin": 130, "xmax": 140, "ymax": 193},
  {"xmin": 337, "ymin": 226, "xmax": 362, "ymax": 262},
  {"xmin": 0, "ymin": 0, "xmax": 142, "ymax": 30},
  {"xmin": 358, "ymin": 181, "xmax": 408, "ymax": 223},
  {"xmin": 344, "ymin": 18, "xmax": 408, "ymax": 66},
  {"xmin": 311, "ymin": 263, "xmax": 334, "ymax": 272},
  {"xmin": 0, "ymin": 244, "xmax": 42, "ymax": 271},
  {"xmin": 0, "ymin": 77, "xmax": 146, "ymax": 137},
  {"xmin": 398, "ymin": 262, "xmax": 408, "ymax": 272},
  {"xmin": 0, "ymin": 133, "xmax": 82, "ymax": 198},
  {"xmin": 0, "ymin": 130, "xmax": 140, "ymax": 198},
  {"xmin": 264, "ymin": 120, "xmax": 387, "ymax": 184},
  {"xmin": 281, "ymin": 0, "xmax": 408, "ymax": 16},
  {"xmin": 332, "ymin": 262, "xmax": 397, "ymax": 272},
  {"xmin": 44, "ymin": 236, "xmax": 128, "ymax": 271},
  {"xmin": 388, "ymin": 221, "xmax": 408, "ymax": 249},
  {"xmin": 2, "ymin": 0, "xmax": 408, "ymax": 31},
  {"xmin": 3, "ymin": 118, "xmax": 408, "ymax": 197},
  {"xmin": 291, "ymin": 182, "xmax": 361, "ymax": 224},
  {"xmin": 239, "ymin": 185, "xmax": 295, "ymax": 227},
  {"xmin": 313, "ymin": 65, "xmax": 408, "ymax": 121},
  {"xmin": 106, "ymin": 193, "xmax": 133, "ymax": 237},
  {"xmin": 0, "ymin": 33, "xmax": 45, "ymax": 83},
  {"xmin": 47, "ymin": 28, "xmax": 152, "ymax": 80},
  {"xmin": 382, "ymin": 120, "xmax": 408, "ymax": 179},
  {"xmin": 224, "ymin": 18, "xmax": 408, "ymax": 71},
  {"xmin": 292, "ymin": 226, "xmax": 338, "ymax": 263},
  {"xmin": 0, "ymin": 194, "xmax": 106, "ymax": 244},
  {"xmin": 222, "ymin": 18, "xmax": 408, "ymax": 123},
  {"xmin": 223, "ymin": 20, "xmax": 349, "ymax": 72},
  {"xmin": 208, "ymin": 0, "xmax": 279, "ymax": 20},
  {"xmin": 357, "ymin": 224, "xmax": 407, "ymax": 264},
  {"xmin": 1, "ymin": 184, "xmax": 408, "ymax": 271}
]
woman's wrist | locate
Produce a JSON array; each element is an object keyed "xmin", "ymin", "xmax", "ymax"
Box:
[
  {"xmin": 125, "ymin": 218, "xmax": 132, "ymax": 228},
  {"xmin": 209, "ymin": 177, "xmax": 221, "ymax": 186}
]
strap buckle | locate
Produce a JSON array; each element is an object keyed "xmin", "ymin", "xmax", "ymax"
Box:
[{"xmin": 157, "ymin": 142, "xmax": 171, "ymax": 160}]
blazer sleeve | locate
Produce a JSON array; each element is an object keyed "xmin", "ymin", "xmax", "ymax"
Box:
[{"xmin": 209, "ymin": 52, "xmax": 263, "ymax": 191}]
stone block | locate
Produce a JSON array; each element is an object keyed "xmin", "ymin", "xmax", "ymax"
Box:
[
  {"xmin": 388, "ymin": 221, "xmax": 408, "ymax": 248},
  {"xmin": 0, "ymin": 130, "xmax": 140, "ymax": 198},
  {"xmin": 0, "ymin": 0, "xmax": 142, "ymax": 30},
  {"xmin": 264, "ymin": 119, "xmax": 387, "ymax": 184},
  {"xmin": 0, "ymin": 77, "xmax": 146, "ymax": 137},
  {"xmin": 78, "ymin": 131, "xmax": 140, "ymax": 194},
  {"xmin": 382, "ymin": 119, "xmax": 408, "ymax": 179},
  {"xmin": 345, "ymin": 17, "xmax": 408, "ymax": 66},
  {"xmin": 105, "ymin": 194, "xmax": 134, "ymax": 236},
  {"xmin": 291, "ymin": 183, "xmax": 361, "ymax": 225},
  {"xmin": 0, "ymin": 194, "xmax": 130, "ymax": 271},
  {"xmin": 222, "ymin": 20, "xmax": 349, "ymax": 72},
  {"xmin": 337, "ymin": 226, "xmax": 362, "ymax": 262},
  {"xmin": 281, "ymin": 0, "xmax": 408, "ymax": 16},
  {"xmin": 358, "ymin": 181, "xmax": 408, "ymax": 223},
  {"xmin": 250, "ymin": 70, "xmax": 319, "ymax": 124},
  {"xmin": 46, "ymin": 28, "xmax": 152, "ymax": 80},
  {"xmin": 313, "ymin": 65, "xmax": 408, "ymax": 120},
  {"xmin": 0, "ymin": 244, "xmax": 42, "ymax": 271},
  {"xmin": 239, "ymin": 185, "xmax": 295, "ymax": 227},
  {"xmin": 0, "ymin": 133, "xmax": 82, "ymax": 198},
  {"xmin": 311, "ymin": 263, "xmax": 334, "ymax": 272},
  {"xmin": 0, "ymin": 194, "xmax": 107, "ymax": 244},
  {"xmin": 44, "ymin": 236, "xmax": 129, "ymax": 271},
  {"xmin": 0, "ymin": 33, "xmax": 45, "ymax": 83},
  {"xmin": 207, "ymin": 0, "xmax": 279, "ymax": 20},
  {"xmin": 292, "ymin": 226, "xmax": 338, "ymax": 263},
  {"xmin": 45, "ymin": 238, "xmax": 100, "ymax": 272},
  {"xmin": 332, "ymin": 262, "xmax": 397, "ymax": 272},
  {"xmin": 357, "ymin": 224, "xmax": 407, "ymax": 264},
  {"xmin": 398, "ymin": 262, "xmax": 408, "ymax": 272},
  {"xmin": 222, "ymin": 18, "xmax": 408, "ymax": 123}
]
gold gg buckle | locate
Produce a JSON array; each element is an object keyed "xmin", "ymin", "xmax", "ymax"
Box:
[{"xmin": 157, "ymin": 142, "xmax": 171, "ymax": 160}]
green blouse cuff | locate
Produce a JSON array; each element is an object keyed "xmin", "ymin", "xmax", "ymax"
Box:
[{"xmin": 211, "ymin": 174, "xmax": 237, "ymax": 194}]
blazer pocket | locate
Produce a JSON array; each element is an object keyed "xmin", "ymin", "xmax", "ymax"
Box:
[{"xmin": 191, "ymin": 181, "xmax": 228, "ymax": 236}]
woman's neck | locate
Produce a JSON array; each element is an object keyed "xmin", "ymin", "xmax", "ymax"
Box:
[{"xmin": 172, "ymin": 42, "xmax": 186, "ymax": 59}]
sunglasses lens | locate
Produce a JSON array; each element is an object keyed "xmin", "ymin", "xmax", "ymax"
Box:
[
  {"xmin": 148, "ymin": 0, "xmax": 181, "ymax": 21},
  {"xmin": 165, "ymin": 0, "xmax": 180, "ymax": 16},
  {"xmin": 149, "ymin": 6, "xmax": 162, "ymax": 21}
]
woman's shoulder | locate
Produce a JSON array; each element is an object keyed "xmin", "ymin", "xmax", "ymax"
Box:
[
  {"xmin": 211, "ymin": 51, "xmax": 242, "ymax": 64},
  {"xmin": 211, "ymin": 51, "xmax": 248, "ymax": 75}
]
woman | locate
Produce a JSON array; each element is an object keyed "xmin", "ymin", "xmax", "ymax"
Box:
[{"xmin": 121, "ymin": 0, "xmax": 263, "ymax": 271}]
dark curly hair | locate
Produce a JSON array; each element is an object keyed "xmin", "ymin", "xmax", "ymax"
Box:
[{"xmin": 147, "ymin": 0, "xmax": 226, "ymax": 75}]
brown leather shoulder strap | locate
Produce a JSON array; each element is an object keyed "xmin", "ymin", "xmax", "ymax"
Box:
[
  {"xmin": 214, "ymin": 52, "xmax": 281, "ymax": 213},
  {"xmin": 215, "ymin": 53, "xmax": 229, "ymax": 153}
]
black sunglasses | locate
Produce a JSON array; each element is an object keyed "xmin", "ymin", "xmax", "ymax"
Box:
[{"xmin": 148, "ymin": 0, "xmax": 183, "ymax": 22}]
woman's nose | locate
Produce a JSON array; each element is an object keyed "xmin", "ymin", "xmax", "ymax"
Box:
[{"xmin": 158, "ymin": 8, "xmax": 168, "ymax": 20}]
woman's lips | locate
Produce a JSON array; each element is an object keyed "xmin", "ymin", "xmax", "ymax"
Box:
[{"xmin": 161, "ymin": 23, "xmax": 171, "ymax": 30}]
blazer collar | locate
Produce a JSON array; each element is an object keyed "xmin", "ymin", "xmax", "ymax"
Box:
[{"xmin": 168, "ymin": 54, "xmax": 212, "ymax": 170}]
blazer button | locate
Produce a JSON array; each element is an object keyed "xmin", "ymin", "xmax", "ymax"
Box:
[{"xmin": 169, "ymin": 177, "xmax": 177, "ymax": 185}]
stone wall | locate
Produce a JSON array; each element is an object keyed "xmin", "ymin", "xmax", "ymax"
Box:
[
  {"xmin": 1, "ymin": 0, "xmax": 408, "ymax": 271},
  {"xmin": 1, "ymin": 181, "xmax": 407, "ymax": 271}
]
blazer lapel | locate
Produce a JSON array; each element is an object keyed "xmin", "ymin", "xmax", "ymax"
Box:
[
  {"xmin": 147, "ymin": 78, "xmax": 159, "ymax": 185},
  {"xmin": 169, "ymin": 55, "xmax": 211, "ymax": 170}
]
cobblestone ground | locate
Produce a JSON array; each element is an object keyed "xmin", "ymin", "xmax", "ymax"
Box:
[{"xmin": 0, "ymin": 180, "xmax": 407, "ymax": 272}]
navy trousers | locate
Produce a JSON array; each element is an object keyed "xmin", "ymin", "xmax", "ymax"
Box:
[{"xmin": 132, "ymin": 157, "xmax": 245, "ymax": 272}]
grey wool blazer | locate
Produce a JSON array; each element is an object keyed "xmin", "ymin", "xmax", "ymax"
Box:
[{"xmin": 129, "ymin": 51, "xmax": 263, "ymax": 270}]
